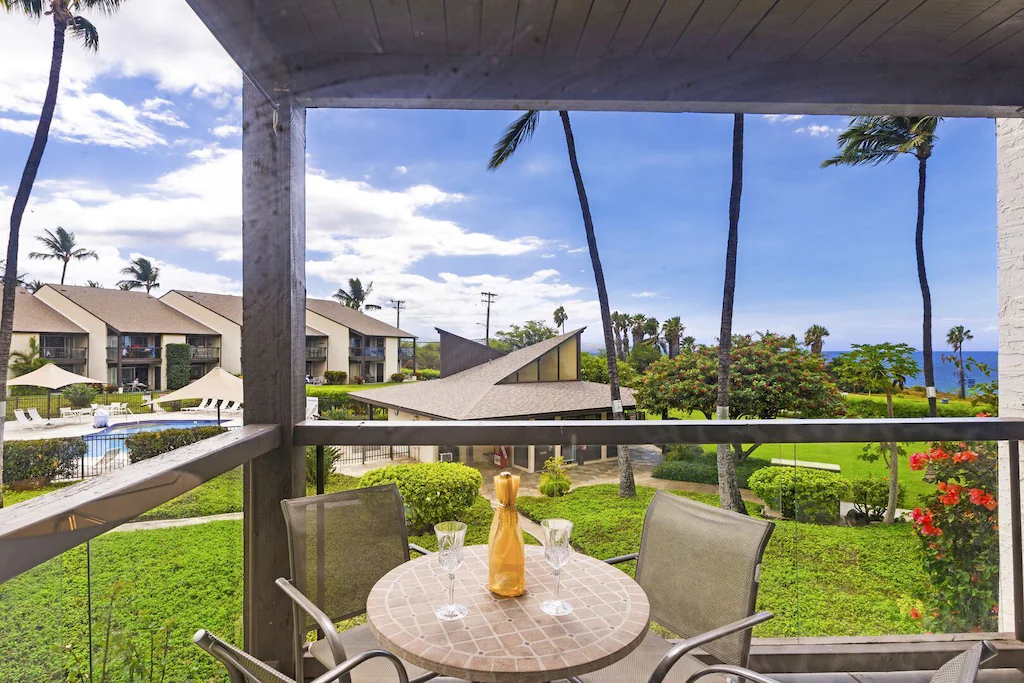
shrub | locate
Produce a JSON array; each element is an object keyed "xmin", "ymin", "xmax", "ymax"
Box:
[
  {"xmin": 653, "ymin": 453, "xmax": 770, "ymax": 489},
  {"xmin": 418, "ymin": 368, "xmax": 440, "ymax": 381},
  {"xmin": 845, "ymin": 396, "xmax": 988, "ymax": 419},
  {"xmin": 390, "ymin": 372, "xmax": 406, "ymax": 383},
  {"xmin": 319, "ymin": 407, "xmax": 353, "ymax": 420},
  {"xmin": 5, "ymin": 437, "xmax": 85, "ymax": 486},
  {"xmin": 324, "ymin": 370, "xmax": 347, "ymax": 385},
  {"xmin": 304, "ymin": 445, "xmax": 341, "ymax": 486},
  {"xmin": 165, "ymin": 343, "xmax": 191, "ymax": 390},
  {"xmin": 126, "ymin": 426, "xmax": 228, "ymax": 463},
  {"xmin": 748, "ymin": 466, "xmax": 849, "ymax": 524},
  {"xmin": 538, "ymin": 455, "xmax": 571, "ymax": 497},
  {"xmin": 351, "ymin": 375, "xmax": 364, "ymax": 385},
  {"xmin": 907, "ymin": 442, "xmax": 999, "ymax": 632},
  {"xmin": 62, "ymin": 384, "xmax": 98, "ymax": 408},
  {"xmin": 359, "ymin": 462, "xmax": 482, "ymax": 532},
  {"xmin": 850, "ymin": 475, "xmax": 906, "ymax": 521},
  {"xmin": 663, "ymin": 443, "xmax": 706, "ymax": 462}
]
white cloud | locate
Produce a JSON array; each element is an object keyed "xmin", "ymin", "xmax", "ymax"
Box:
[
  {"xmin": 395, "ymin": 165, "xmax": 408, "ymax": 175},
  {"xmin": 764, "ymin": 114, "xmax": 804, "ymax": 123},
  {"xmin": 566, "ymin": 247, "xmax": 587, "ymax": 254},
  {"xmin": 631, "ymin": 291, "xmax": 658, "ymax": 298},
  {"xmin": 795, "ymin": 125, "xmax": 839, "ymax": 138},
  {"xmin": 211, "ymin": 124, "xmax": 242, "ymax": 138}
]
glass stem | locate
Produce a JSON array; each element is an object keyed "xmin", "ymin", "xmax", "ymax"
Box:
[
  {"xmin": 554, "ymin": 570, "xmax": 561, "ymax": 603},
  {"xmin": 448, "ymin": 573, "xmax": 455, "ymax": 608}
]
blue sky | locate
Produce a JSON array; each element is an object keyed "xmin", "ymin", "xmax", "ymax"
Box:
[{"xmin": 0, "ymin": 2, "xmax": 998, "ymax": 351}]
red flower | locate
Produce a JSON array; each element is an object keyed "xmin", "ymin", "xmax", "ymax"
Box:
[
  {"xmin": 909, "ymin": 452, "xmax": 928, "ymax": 470},
  {"xmin": 938, "ymin": 482, "xmax": 962, "ymax": 506},
  {"xmin": 910, "ymin": 607, "xmax": 921, "ymax": 620},
  {"xmin": 968, "ymin": 488, "xmax": 997, "ymax": 510},
  {"xmin": 930, "ymin": 447, "xmax": 949, "ymax": 461},
  {"xmin": 954, "ymin": 450, "xmax": 979, "ymax": 463},
  {"xmin": 977, "ymin": 412, "xmax": 992, "ymax": 418}
]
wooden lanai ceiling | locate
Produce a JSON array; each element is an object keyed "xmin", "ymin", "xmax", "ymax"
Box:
[{"xmin": 186, "ymin": 0, "xmax": 1024, "ymax": 115}]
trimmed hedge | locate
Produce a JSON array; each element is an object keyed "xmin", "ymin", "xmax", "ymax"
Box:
[
  {"xmin": 845, "ymin": 396, "xmax": 993, "ymax": 419},
  {"xmin": 126, "ymin": 426, "xmax": 228, "ymax": 463},
  {"xmin": 418, "ymin": 368, "xmax": 440, "ymax": 381},
  {"xmin": 539, "ymin": 472, "xmax": 571, "ymax": 497},
  {"xmin": 359, "ymin": 462, "xmax": 482, "ymax": 532},
  {"xmin": 324, "ymin": 370, "xmax": 347, "ymax": 385},
  {"xmin": 748, "ymin": 466, "xmax": 849, "ymax": 524},
  {"xmin": 849, "ymin": 475, "xmax": 906, "ymax": 521},
  {"xmin": 390, "ymin": 372, "xmax": 406, "ymax": 383},
  {"xmin": 652, "ymin": 452, "xmax": 771, "ymax": 489},
  {"xmin": 165, "ymin": 343, "xmax": 191, "ymax": 390},
  {"xmin": 5, "ymin": 437, "xmax": 85, "ymax": 486}
]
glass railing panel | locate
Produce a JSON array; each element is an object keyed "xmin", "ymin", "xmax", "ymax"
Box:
[{"xmin": 0, "ymin": 554, "xmax": 65, "ymax": 682}]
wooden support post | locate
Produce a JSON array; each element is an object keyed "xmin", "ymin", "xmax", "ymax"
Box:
[{"xmin": 241, "ymin": 81, "xmax": 306, "ymax": 674}]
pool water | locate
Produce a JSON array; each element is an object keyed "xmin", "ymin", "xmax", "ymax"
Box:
[{"xmin": 82, "ymin": 419, "xmax": 222, "ymax": 472}]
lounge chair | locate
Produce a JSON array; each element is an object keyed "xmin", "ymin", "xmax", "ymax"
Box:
[
  {"xmin": 223, "ymin": 401, "xmax": 242, "ymax": 415},
  {"xmin": 14, "ymin": 409, "xmax": 40, "ymax": 431},
  {"xmin": 193, "ymin": 629, "xmax": 410, "ymax": 683},
  {"xmin": 27, "ymin": 408, "xmax": 56, "ymax": 429},
  {"xmin": 276, "ymin": 484, "xmax": 435, "ymax": 683},
  {"xmin": 184, "ymin": 398, "xmax": 213, "ymax": 413},
  {"xmin": 685, "ymin": 641, "xmax": 998, "ymax": 683},
  {"xmin": 577, "ymin": 490, "xmax": 774, "ymax": 683}
]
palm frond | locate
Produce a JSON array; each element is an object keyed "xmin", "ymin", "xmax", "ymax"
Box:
[
  {"xmin": 3, "ymin": 0, "xmax": 44, "ymax": 17},
  {"xmin": 365, "ymin": 303, "xmax": 382, "ymax": 311},
  {"xmin": 28, "ymin": 251, "xmax": 58, "ymax": 260},
  {"xmin": 488, "ymin": 110, "xmax": 540, "ymax": 170},
  {"xmin": 822, "ymin": 116, "xmax": 939, "ymax": 168},
  {"xmin": 74, "ymin": 0, "xmax": 122, "ymax": 15},
  {"xmin": 71, "ymin": 248, "xmax": 98, "ymax": 260},
  {"xmin": 69, "ymin": 15, "xmax": 99, "ymax": 51}
]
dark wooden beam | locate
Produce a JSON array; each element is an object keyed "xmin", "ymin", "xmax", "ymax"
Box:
[
  {"xmin": 288, "ymin": 53, "xmax": 1024, "ymax": 116},
  {"xmin": 241, "ymin": 81, "xmax": 307, "ymax": 674}
]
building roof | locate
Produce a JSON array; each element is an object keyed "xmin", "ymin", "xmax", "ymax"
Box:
[
  {"xmin": 351, "ymin": 329, "xmax": 635, "ymax": 420},
  {"xmin": 2, "ymin": 288, "xmax": 85, "ymax": 334},
  {"xmin": 306, "ymin": 297, "xmax": 412, "ymax": 338},
  {"xmin": 45, "ymin": 285, "xmax": 216, "ymax": 335},
  {"xmin": 172, "ymin": 289, "xmax": 410, "ymax": 337}
]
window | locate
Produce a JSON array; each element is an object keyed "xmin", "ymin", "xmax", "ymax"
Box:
[
  {"xmin": 539, "ymin": 348, "xmax": 558, "ymax": 381},
  {"xmin": 558, "ymin": 335, "xmax": 579, "ymax": 380},
  {"xmin": 189, "ymin": 364, "xmax": 205, "ymax": 380}
]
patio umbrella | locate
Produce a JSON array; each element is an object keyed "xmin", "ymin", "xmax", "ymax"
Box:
[
  {"xmin": 147, "ymin": 367, "xmax": 243, "ymax": 424},
  {"xmin": 8, "ymin": 363, "xmax": 106, "ymax": 417}
]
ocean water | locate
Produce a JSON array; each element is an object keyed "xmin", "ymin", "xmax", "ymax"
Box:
[{"xmin": 824, "ymin": 350, "xmax": 997, "ymax": 394}]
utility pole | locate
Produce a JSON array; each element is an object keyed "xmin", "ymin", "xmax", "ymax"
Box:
[
  {"xmin": 390, "ymin": 299, "xmax": 406, "ymax": 328},
  {"xmin": 481, "ymin": 292, "xmax": 498, "ymax": 346}
]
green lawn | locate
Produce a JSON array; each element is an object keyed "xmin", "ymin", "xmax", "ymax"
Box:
[
  {"xmin": 306, "ymin": 382, "xmax": 401, "ymax": 397},
  {"xmin": 517, "ymin": 484, "xmax": 928, "ymax": 638}
]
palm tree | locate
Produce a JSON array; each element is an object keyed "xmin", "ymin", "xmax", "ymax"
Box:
[
  {"xmin": 681, "ymin": 335, "xmax": 696, "ymax": 353},
  {"xmin": 29, "ymin": 226, "xmax": 98, "ymax": 284},
  {"xmin": 716, "ymin": 113, "xmax": 747, "ymax": 515},
  {"xmin": 804, "ymin": 324, "xmax": 830, "ymax": 355},
  {"xmin": 642, "ymin": 316, "xmax": 659, "ymax": 345},
  {"xmin": 86, "ymin": 280, "xmax": 101, "ymax": 287},
  {"xmin": 0, "ymin": 261, "xmax": 27, "ymax": 287},
  {"xmin": 611, "ymin": 312, "xmax": 626, "ymax": 360},
  {"xmin": 824, "ymin": 116, "xmax": 940, "ymax": 416},
  {"xmin": 9, "ymin": 337, "xmax": 49, "ymax": 377},
  {"xmin": 490, "ymin": 110, "xmax": 635, "ymax": 497},
  {"xmin": 629, "ymin": 313, "xmax": 648, "ymax": 350},
  {"xmin": 946, "ymin": 325, "xmax": 974, "ymax": 399},
  {"xmin": 553, "ymin": 306, "xmax": 568, "ymax": 333},
  {"xmin": 333, "ymin": 278, "xmax": 381, "ymax": 311},
  {"xmin": 662, "ymin": 317, "xmax": 684, "ymax": 359},
  {"xmin": 117, "ymin": 257, "xmax": 160, "ymax": 293},
  {"xmin": 1, "ymin": 0, "xmax": 123, "ymax": 507},
  {"xmin": 26, "ymin": 280, "xmax": 44, "ymax": 293}
]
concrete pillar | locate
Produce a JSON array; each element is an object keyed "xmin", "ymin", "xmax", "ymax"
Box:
[
  {"xmin": 996, "ymin": 118, "xmax": 1024, "ymax": 632},
  {"xmin": 241, "ymin": 82, "xmax": 306, "ymax": 674}
]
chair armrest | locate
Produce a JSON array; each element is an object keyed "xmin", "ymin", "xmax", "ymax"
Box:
[
  {"xmin": 683, "ymin": 664, "xmax": 782, "ymax": 683},
  {"xmin": 647, "ymin": 611, "xmax": 774, "ymax": 683},
  {"xmin": 275, "ymin": 578, "xmax": 347, "ymax": 665},
  {"xmin": 310, "ymin": 649, "xmax": 410, "ymax": 683},
  {"xmin": 409, "ymin": 543, "xmax": 433, "ymax": 556},
  {"xmin": 604, "ymin": 553, "xmax": 638, "ymax": 565}
]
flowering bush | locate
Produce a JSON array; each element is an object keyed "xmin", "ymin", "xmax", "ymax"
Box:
[{"xmin": 908, "ymin": 441, "xmax": 999, "ymax": 632}]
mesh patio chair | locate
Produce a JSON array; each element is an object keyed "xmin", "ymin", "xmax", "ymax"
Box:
[
  {"xmin": 683, "ymin": 640, "xmax": 998, "ymax": 683},
  {"xmin": 193, "ymin": 629, "xmax": 410, "ymax": 683},
  {"xmin": 278, "ymin": 484, "xmax": 437, "ymax": 683},
  {"xmin": 577, "ymin": 490, "xmax": 775, "ymax": 683}
]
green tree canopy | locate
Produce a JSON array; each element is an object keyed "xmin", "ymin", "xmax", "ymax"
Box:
[
  {"xmin": 580, "ymin": 352, "xmax": 638, "ymax": 387},
  {"xmin": 627, "ymin": 342, "xmax": 661, "ymax": 373},
  {"xmin": 491, "ymin": 320, "xmax": 557, "ymax": 352},
  {"xmin": 836, "ymin": 342, "xmax": 920, "ymax": 395}
]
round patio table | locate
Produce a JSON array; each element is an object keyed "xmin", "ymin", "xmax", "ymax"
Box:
[{"xmin": 366, "ymin": 544, "xmax": 650, "ymax": 683}]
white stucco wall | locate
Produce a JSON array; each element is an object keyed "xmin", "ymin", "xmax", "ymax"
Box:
[
  {"xmin": 6, "ymin": 333, "xmax": 34, "ymax": 383},
  {"xmin": 34, "ymin": 286, "xmax": 108, "ymax": 382},
  {"xmin": 997, "ymin": 118, "xmax": 1024, "ymax": 632},
  {"xmin": 160, "ymin": 292, "xmax": 241, "ymax": 374},
  {"xmin": 385, "ymin": 336, "xmax": 400, "ymax": 380},
  {"xmin": 306, "ymin": 309, "xmax": 350, "ymax": 377}
]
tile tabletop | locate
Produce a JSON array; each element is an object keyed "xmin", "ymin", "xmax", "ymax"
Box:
[{"xmin": 367, "ymin": 544, "xmax": 650, "ymax": 683}]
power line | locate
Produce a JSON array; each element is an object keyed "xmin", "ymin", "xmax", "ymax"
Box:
[
  {"xmin": 481, "ymin": 292, "xmax": 498, "ymax": 347},
  {"xmin": 390, "ymin": 299, "xmax": 406, "ymax": 328}
]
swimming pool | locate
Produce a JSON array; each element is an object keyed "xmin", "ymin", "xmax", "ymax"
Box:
[{"xmin": 81, "ymin": 419, "xmax": 222, "ymax": 476}]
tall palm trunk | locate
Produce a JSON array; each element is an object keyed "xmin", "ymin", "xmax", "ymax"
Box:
[
  {"xmin": 60, "ymin": 258, "xmax": 68, "ymax": 285},
  {"xmin": 716, "ymin": 114, "xmax": 746, "ymax": 515},
  {"xmin": 884, "ymin": 386, "xmax": 899, "ymax": 523},
  {"xmin": 0, "ymin": 17, "xmax": 67, "ymax": 506},
  {"xmin": 559, "ymin": 111, "xmax": 635, "ymax": 498},
  {"xmin": 958, "ymin": 346, "xmax": 966, "ymax": 399},
  {"xmin": 916, "ymin": 154, "xmax": 936, "ymax": 417}
]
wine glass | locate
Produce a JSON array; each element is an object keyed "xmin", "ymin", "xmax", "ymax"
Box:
[
  {"xmin": 540, "ymin": 518, "xmax": 574, "ymax": 616},
  {"xmin": 434, "ymin": 521, "xmax": 468, "ymax": 621}
]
